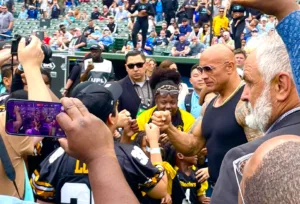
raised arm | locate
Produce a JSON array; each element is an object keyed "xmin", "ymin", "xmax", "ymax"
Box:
[
  {"xmin": 18, "ymin": 37, "xmax": 52, "ymax": 101},
  {"xmin": 231, "ymin": 0, "xmax": 300, "ymax": 95},
  {"xmin": 151, "ymin": 111, "xmax": 205, "ymax": 156}
]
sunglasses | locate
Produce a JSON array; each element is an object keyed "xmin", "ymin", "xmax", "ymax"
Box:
[
  {"xmin": 233, "ymin": 153, "xmax": 254, "ymax": 204},
  {"xmin": 156, "ymin": 90, "xmax": 179, "ymax": 96},
  {"xmin": 196, "ymin": 65, "xmax": 215, "ymax": 74},
  {"xmin": 127, "ymin": 62, "xmax": 144, "ymax": 69}
]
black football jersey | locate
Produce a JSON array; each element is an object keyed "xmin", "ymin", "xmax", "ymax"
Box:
[
  {"xmin": 31, "ymin": 143, "xmax": 164, "ymax": 204},
  {"xmin": 171, "ymin": 167, "xmax": 202, "ymax": 204}
]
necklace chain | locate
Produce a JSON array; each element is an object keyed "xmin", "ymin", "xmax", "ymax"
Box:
[{"xmin": 216, "ymin": 81, "xmax": 245, "ymax": 106}]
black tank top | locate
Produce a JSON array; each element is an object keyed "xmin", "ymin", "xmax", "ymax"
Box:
[{"xmin": 202, "ymin": 85, "xmax": 247, "ymax": 183}]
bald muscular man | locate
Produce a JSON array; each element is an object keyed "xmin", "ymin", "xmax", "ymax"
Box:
[
  {"xmin": 151, "ymin": 44, "xmax": 262, "ymax": 188},
  {"xmin": 240, "ymin": 135, "xmax": 300, "ymax": 204}
]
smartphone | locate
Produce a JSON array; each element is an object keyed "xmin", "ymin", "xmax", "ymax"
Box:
[
  {"xmin": 5, "ymin": 99, "xmax": 66, "ymax": 138},
  {"xmin": 88, "ymin": 61, "xmax": 93, "ymax": 65},
  {"xmin": 11, "ymin": 39, "xmax": 20, "ymax": 55}
]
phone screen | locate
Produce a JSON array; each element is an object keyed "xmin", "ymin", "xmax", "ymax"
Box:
[{"xmin": 5, "ymin": 99, "xmax": 66, "ymax": 138}]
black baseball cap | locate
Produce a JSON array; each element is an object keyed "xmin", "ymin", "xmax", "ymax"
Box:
[
  {"xmin": 90, "ymin": 44, "xmax": 101, "ymax": 51},
  {"xmin": 232, "ymin": 5, "xmax": 245, "ymax": 13},
  {"xmin": 71, "ymin": 82, "xmax": 123, "ymax": 122}
]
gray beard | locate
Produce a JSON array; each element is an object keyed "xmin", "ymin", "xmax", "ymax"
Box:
[{"xmin": 245, "ymin": 85, "xmax": 272, "ymax": 132}]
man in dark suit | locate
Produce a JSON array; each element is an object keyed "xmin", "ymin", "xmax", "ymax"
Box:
[
  {"xmin": 210, "ymin": 33, "xmax": 300, "ymax": 203},
  {"xmin": 118, "ymin": 51, "xmax": 153, "ymax": 119}
]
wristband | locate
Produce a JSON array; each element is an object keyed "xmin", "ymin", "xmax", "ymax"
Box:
[
  {"xmin": 18, "ymin": 64, "xmax": 23, "ymax": 71},
  {"xmin": 150, "ymin": 147, "xmax": 161, "ymax": 154}
]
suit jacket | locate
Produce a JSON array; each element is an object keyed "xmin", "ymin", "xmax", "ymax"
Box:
[
  {"xmin": 118, "ymin": 75, "xmax": 141, "ymax": 119},
  {"xmin": 211, "ymin": 110, "xmax": 300, "ymax": 204}
]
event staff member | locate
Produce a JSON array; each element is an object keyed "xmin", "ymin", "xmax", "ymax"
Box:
[
  {"xmin": 31, "ymin": 82, "xmax": 167, "ymax": 204},
  {"xmin": 118, "ymin": 51, "xmax": 153, "ymax": 118},
  {"xmin": 80, "ymin": 44, "xmax": 114, "ymax": 84},
  {"xmin": 230, "ymin": 5, "xmax": 247, "ymax": 49},
  {"xmin": 129, "ymin": 0, "xmax": 155, "ymax": 50},
  {"xmin": 211, "ymin": 0, "xmax": 300, "ymax": 201},
  {"xmin": 64, "ymin": 44, "xmax": 114, "ymax": 96},
  {"xmin": 151, "ymin": 44, "xmax": 262, "ymax": 189}
]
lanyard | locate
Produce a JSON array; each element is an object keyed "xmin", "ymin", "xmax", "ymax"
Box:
[
  {"xmin": 265, "ymin": 107, "xmax": 300, "ymax": 134},
  {"xmin": 134, "ymin": 80, "xmax": 152, "ymax": 106}
]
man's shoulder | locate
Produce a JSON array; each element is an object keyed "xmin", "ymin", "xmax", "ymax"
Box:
[
  {"xmin": 118, "ymin": 75, "xmax": 129, "ymax": 84},
  {"xmin": 184, "ymin": 40, "xmax": 190, "ymax": 45},
  {"xmin": 228, "ymin": 135, "xmax": 268, "ymax": 157}
]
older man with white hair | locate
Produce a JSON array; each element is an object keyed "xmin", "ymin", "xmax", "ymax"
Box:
[
  {"xmin": 219, "ymin": 31, "xmax": 235, "ymax": 51},
  {"xmin": 115, "ymin": 5, "xmax": 128, "ymax": 22},
  {"xmin": 210, "ymin": 32, "xmax": 300, "ymax": 204}
]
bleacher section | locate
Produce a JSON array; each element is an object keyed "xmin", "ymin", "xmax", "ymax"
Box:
[{"xmin": 11, "ymin": 0, "xmax": 190, "ymax": 54}]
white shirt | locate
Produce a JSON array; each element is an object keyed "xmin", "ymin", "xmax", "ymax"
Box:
[
  {"xmin": 148, "ymin": 19, "xmax": 155, "ymax": 33},
  {"xmin": 64, "ymin": 32, "xmax": 73, "ymax": 41}
]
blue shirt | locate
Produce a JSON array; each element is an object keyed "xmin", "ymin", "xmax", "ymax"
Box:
[
  {"xmin": 18, "ymin": 10, "xmax": 28, "ymax": 19},
  {"xmin": 99, "ymin": 35, "xmax": 114, "ymax": 46},
  {"xmin": 63, "ymin": 16, "xmax": 75, "ymax": 26},
  {"xmin": 156, "ymin": 1, "xmax": 163, "ymax": 13},
  {"xmin": 144, "ymin": 37, "xmax": 155, "ymax": 55},
  {"xmin": 178, "ymin": 91, "xmax": 201, "ymax": 119},
  {"xmin": 175, "ymin": 40, "xmax": 190, "ymax": 52},
  {"xmin": 179, "ymin": 24, "xmax": 192, "ymax": 35},
  {"xmin": 27, "ymin": 9, "xmax": 38, "ymax": 19},
  {"xmin": 276, "ymin": 11, "xmax": 300, "ymax": 95}
]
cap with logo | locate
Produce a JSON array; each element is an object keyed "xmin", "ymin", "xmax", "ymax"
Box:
[
  {"xmin": 90, "ymin": 44, "xmax": 101, "ymax": 51},
  {"xmin": 261, "ymin": 16, "xmax": 268, "ymax": 21},
  {"xmin": 232, "ymin": 5, "xmax": 245, "ymax": 13},
  {"xmin": 71, "ymin": 82, "xmax": 123, "ymax": 122}
]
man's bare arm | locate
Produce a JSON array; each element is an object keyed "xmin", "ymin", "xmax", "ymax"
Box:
[
  {"xmin": 166, "ymin": 117, "xmax": 205, "ymax": 156},
  {"xmin": 235, "ymin": 100, "xmax": 263, "ymax": 142}
]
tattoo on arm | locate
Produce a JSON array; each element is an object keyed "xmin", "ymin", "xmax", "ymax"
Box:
[{"xmin": 235, "ymin": 101, "xmax": 263, "ymax": 142}]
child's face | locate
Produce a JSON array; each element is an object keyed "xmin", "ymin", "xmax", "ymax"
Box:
[
  {"xmin": 241, "ymin": 40, "xmax": 246, "ymax": 46},
  {"xmin": 140, "ymin": 137, "xmax": 148, "ymax": 155},
  {"xmin": 182, "ymin": 155, "xmax": 198, "ymax": 166}
]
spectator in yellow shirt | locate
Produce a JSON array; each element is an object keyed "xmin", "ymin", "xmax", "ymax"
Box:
[{"xmin": 213, "ymin": 7, "xmax": 229, "ymax": 37}]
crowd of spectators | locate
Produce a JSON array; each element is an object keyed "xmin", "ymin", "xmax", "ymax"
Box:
[{"xmin": 0, "ymin": 0, "xmax": 292, "ymax": 57}]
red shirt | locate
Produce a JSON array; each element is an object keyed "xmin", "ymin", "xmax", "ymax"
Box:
[{"xmin": 43, "ymin": 36, "xmax": 51, "ymax": 45}]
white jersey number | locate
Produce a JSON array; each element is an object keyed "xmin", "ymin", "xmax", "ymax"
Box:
[
  {"xmin": 182, "ymin": 188, "xmax": 191, "ymax": 204},
  {"xmin": 61, "ymin": 183, "xmax": 94, "ymax": 204}
]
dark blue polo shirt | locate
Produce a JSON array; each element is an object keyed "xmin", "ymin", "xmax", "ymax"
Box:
[
  {"xmin": 175, "ymin": 40, "xmax": 190, "ymax": 52},
  {"xmin": 179, "ymin": 24, "xmax": 192, "ymax": 35}
]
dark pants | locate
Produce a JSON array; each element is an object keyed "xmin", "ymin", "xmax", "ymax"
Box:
[
  {"xmin": 132, "ymin": 18, "xmax": 148, "ymax": 49},
  {"xmin": 165, "ymin": 11, "xmax": 175, "ymax": 26}
]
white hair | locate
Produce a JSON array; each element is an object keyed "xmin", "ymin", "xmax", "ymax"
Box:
[
  {"xmin": 245, "ymin": 33, "xmax": 292, "ymax": 132},
  {"xmin": 256, "ymin": 33, "xmax": 292, "ymax": 83}
]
